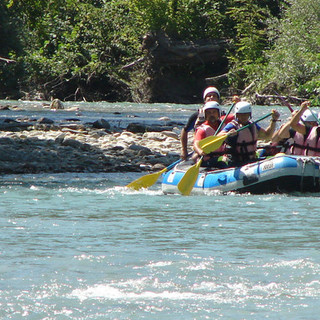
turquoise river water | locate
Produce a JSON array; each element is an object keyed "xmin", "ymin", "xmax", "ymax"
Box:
[{"xmin": 1, "ymin": 101, "xmax": 320, "ymax": 319}]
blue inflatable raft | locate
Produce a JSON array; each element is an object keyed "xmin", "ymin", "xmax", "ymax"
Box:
[{"xmin": 161, "ymin": 155, "xmax": 320, "ymax": 194}]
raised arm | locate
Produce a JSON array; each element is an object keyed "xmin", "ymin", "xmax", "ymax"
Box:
[
  {"xmin": 271, "ymin": 110, "xmax": 298, "ymax": 142},
  {"xmin": 289, "ymin": 101, "xmax": 311, "ymax": 135},
  {"xmin": 258, "ymin": 110, "xmax": 280, "ymax": 140}
]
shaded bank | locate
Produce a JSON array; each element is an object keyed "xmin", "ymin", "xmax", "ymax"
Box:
[
  {"xmin": 1, "ymin": 33, "xmax": 229, "ymax": 104},
  {"xmin": 125, "ymin": 32, "xmax": 229, "ymax": 104}
]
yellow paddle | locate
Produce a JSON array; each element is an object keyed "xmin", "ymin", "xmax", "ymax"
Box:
[
  {"xmin": 176, "ymin": 156, "xmax": 204, "ymax": 196},
  {"xmin": 199, "ymin": 112, "xmax": 273, "ymax": 151},
  {"xmin": 126, "ymin": 167, "xmax": 168, "ymax": 190},
  {"xmin": 200, "ymin": 133, "xmax": 229, "ymax": 154},
  {"xmin": 126, "ymin": 156, "xmax": 188, "ymax": 190},
  {"xmin": 197, "ymin": 103, "xmax": 235, "ymax": 148},
  {"xmin": 177, "ymin": 139, "xmax": 229, "ymax": 195},
  {"xmin": 126, "ymin": 103, "xmax": 235, "ymax": 192},
  {"xmin": 178, "ymin": 112, "xmax": 272, "ymax": 195},
  {"xmin": 178, "ymin": 137, "xmax": 229, "ymax": 195},
  {"xmin": 177, "ymin": 103, "xmax": 236, "ymax": 196}
]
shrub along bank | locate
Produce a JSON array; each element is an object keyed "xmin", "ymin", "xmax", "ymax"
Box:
[{"xmin": 0, "ymin": 0, "xmax": 319, "ymax": 105}]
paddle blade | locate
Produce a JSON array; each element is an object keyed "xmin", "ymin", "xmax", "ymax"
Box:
[
  {"xmin": 201, "ymin": 134, "xmax": 228, "ymax": 154},
  {"xmin": 198, "ymin": 135, "xmax": 216, "ymax": 149},
  {"xmin": 177, "ymin": 159, "xmax": 202, "ymax": 196},
  {"xmin": 126, "ymin": 167, "xmax": 166, "ymax": 190}
]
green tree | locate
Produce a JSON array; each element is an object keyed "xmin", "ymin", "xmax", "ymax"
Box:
[
  {"xmin": 259, "ymin": 0, "xmax": 320, "ymax": 101},
  {"xmin": 226, "ymin": 0, "xmax": 272, "ymax": 90},
  {"xmin": 0, "ymin": 0, "xmax": 22, "ymax": 97},
  {"xmin": 2, "ymin": 0, "xmax": 295, "ymax": 102},
  {"xmin": 5, "ymin": 0, "xmax": 142, "ymax": 100}
]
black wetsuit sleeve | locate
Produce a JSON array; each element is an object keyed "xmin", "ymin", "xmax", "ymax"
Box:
[{"xmin": 183, "ymin": 111, "xmax": 199, "ymax": 132}]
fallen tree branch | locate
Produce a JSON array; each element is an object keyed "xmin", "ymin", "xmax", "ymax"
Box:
[
  {"xmin": 122, "ymin": 57, "xmax": 145, "ymax": 70},
  {"xmin": 205, "ymin": 73, "xmax": 228, "ymax": 83},
  {"xmin": 0, "ymin": 56, "xmax": 16, "ymax": 64},
  {"xmin": 255, "ymin": 93, "xmax": 304, "ymax": 105},
  {"xmin": 241, "ymin": 81, "xmax": 255, "ymax": 95}
]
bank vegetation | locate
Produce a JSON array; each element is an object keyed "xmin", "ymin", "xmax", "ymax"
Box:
[{"xmin": 0, "ymin": 0, "xmax": 319, "ymax": 105}]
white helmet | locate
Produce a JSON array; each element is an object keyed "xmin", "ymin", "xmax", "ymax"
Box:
[
  {"xmin": 202, "ymin": 101, "xmax": 221, "ymax": 115},
  {"xmin": 301, "ymin": 109, "xmax": 318, "ymax": 122},
  {"xmin": 203, "ymin": 86, "xmax": 220, "ymax": 100},
  {"xmin": 235, "ymin": 101, "xmax": 252, "ymax": 114}
]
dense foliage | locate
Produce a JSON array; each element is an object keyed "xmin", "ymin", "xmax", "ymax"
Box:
[
  {"xmin": 258, "ymin": 0, "xmax": 320, "ymax": 104},
  {"xmin": 0, "ymin": 0, "xmax": 319, "ymax": 103}
]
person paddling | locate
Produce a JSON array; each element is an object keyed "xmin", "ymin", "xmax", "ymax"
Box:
[
  {"xmin": 192, "ymin": 101, "xmax": 232, "ymax": 168},
  {"xmin": 271, "ymin": 103, "xmax": 319, "ymax": 155},
  {"xmin": 218, "ymin": 101, "xmax": 280, "ymax": 166},
  {"xmin": 287, "ymin": 101, "xmax": 320, "ymax": 156},
  {"xmin": 180, "ymin": 86, "xmax": 222, "ymax": 160}
]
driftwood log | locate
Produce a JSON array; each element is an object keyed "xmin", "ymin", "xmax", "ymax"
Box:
[
  {"xmin": 127, "ymin": 31, "xmax": 229, "ymax": 103},
  {"xmin": 141, "ymin": 31, "xmax": 228, "ymax": 66},
  {"xmin": 255, "ymin": 93, "xmax": 305, "ymax": 106}
]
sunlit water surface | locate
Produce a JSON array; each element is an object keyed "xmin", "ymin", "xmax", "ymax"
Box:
[{"xmin": 1, "ymin": 101, "xmax": 320, "ymax": 319}]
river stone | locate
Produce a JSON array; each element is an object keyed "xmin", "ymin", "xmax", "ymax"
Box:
[
  {"xmin": 128, "ymin": 144, "xmax": 152, "ymax": 154},
  {"xmin": 126, "ymin": 123, "xmax": 146, "ymax": 133},
  {"xmin": 143, "ymin": 132, "xmax": 166, "ymax": 141},
  {"xmin": 50, "ymin": 99, "xmax": 64, "ymax": 109},
  {"xmin": 161, "ymin": 130, "xmax": 179, "ymax": 140},
  {"xmin": 92, "ymin": 118, "xmax": 111, "ymax": 130},
  {"xmin": 38, "ymin": 117, "xmax": 54, "ymax": 124}
]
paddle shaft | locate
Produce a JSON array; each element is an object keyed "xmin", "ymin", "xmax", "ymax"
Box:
[
  {"xmin": 310, "ymin": 109, "xmax": 320, "ymax": 126},
  {"xmin": 197, "ymin": 103, "xmax": 236, "ymax": 149},
  {"xmin": 166, "ymin": 157, "xmax": 184, "ymax": 171},
  {"xmin": 274, "ymin": 91, "xmax": 320, "ymax": 125},
  {"xmin": 215, "ymin": 103, "xmax": 235, "ymax": 135},
  {"xmin": 233, "ymin": 112, "xmax": 272, "ymax": 134},
  {"xmin": 274, "ymin": 90, "xmax": 294, "ymax": 112},
  {"xmin": 200, "ymin": 112, "xmax": 273, "ymax": 154}
]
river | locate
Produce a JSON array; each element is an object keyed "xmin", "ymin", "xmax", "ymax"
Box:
[{"xmin": 1, "ymin": 100, "xmax": 320, "ymax": 319}]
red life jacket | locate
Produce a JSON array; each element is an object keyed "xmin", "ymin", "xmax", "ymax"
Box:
[
  {"xmin": 197, "ymin": 123, "xmax": 216, "ymax": 137},
  {"xmin": 197, "ymin": 121, "xmax": 226, "ymax": 155},
  {"xmin": 229, "ymin": 120, "xmax": 258, "ymax": 162}
]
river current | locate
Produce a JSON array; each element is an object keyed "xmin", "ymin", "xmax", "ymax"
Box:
[{"xmin": 1, "ymin": 100, "xmax": 320, "ymax": 319}]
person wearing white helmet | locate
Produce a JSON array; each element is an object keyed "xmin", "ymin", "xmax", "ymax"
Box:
[
  {"xmin": 180, "ymin": 86, "xmax": 235, "ymax": 160},
  {"xmin": 272, "ymin": 101, "xmax": 320, "ymax": 155},
  {"xmin": 192, "ymin": 101, "xmax": 230, "ymax": 168},
  {"xmin": 180, "ymin": 86, "xmax": 221, "ymax": 160},
  {"xmin": 218, "ymin": 100, "xmax": 280, "ymax": 165},
  {"xmin": 202, "ymin": 86, "xmax": 220, "ymax": 102},
  {"xmin": 287, "ymin": 100, "xmax": 320, "ymax": 155}
]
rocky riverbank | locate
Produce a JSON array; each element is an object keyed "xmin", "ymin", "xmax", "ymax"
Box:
[{"xmin": 0, "ymin": 115, "xmax": 185, "ymax": 174}]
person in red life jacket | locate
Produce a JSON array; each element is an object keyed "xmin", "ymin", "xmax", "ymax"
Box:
[
  {"xmin": 218, "ymin": 101, "xmax": 280, "ymax": 166},
  {"xmin": 271, "ymin": 105, "xmax": 319, "ymax": 155},
  {"xmin": 193, "ymin": 101, "xmax": 233, "ymax": 168},
  {"xmin": 180, "ymin": 86, "xmax": 233, "ymax": 160},
  {"xmin": 288, "ymin": 101, "xmax": 320, "ymax": 156}
]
